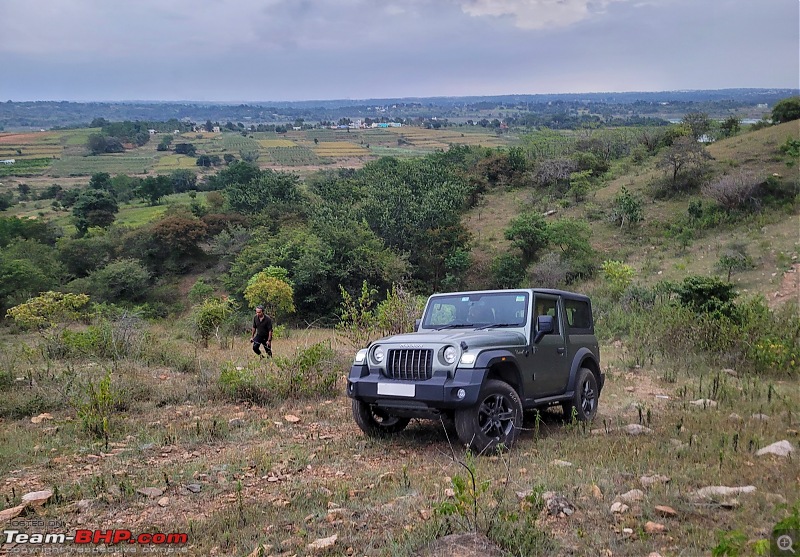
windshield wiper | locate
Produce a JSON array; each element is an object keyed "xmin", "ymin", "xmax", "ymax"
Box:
[
  {"xmin": 433, "ymin": 323, "xmax": 473, "ymax": 330},
  {"xmin": 474, "ymin": 323, "xmax": 520, "ymax": 330}
]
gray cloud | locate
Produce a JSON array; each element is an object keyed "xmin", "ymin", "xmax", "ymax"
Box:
[{"xmin": 0, "ymin": 0, "xmax": 796, "ymax": 101}]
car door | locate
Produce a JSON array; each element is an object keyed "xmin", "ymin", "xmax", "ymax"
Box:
[{"xmin": 530, "ymin": 294, "xmax": 570, "ymax": 396}]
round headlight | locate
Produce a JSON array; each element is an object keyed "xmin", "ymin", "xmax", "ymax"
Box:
[
  {"xmin": 443, "ymin": 346, "xmax": 457, "ymax": 364},
  {"xmin": 374, "ymin": 346, "xmax": 384, "ymax": 363}
]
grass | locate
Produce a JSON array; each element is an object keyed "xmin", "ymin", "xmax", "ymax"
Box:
[{"xmin": 0, "ymin": 317, "xmax": 796, "ymax": 556}]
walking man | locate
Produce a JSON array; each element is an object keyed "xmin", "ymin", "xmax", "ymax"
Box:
[{"xmin": 251, "ymin": 305, "xmax": 273, "ymax": 357}]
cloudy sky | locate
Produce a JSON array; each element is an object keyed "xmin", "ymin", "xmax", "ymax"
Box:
[{"xmin": 2, "ymin": 0, "xmax": 798, "ymax": 102}]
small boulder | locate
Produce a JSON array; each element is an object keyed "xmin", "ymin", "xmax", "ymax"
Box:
[
  {"xmin": 644, "ymin": 521, "xmax": 667, "ymax": 534},
  {"xmin": 136, "ymin": 487, "xmax": 164, "ymax": 498},
  {"xmin": 755, "ymin": 440, "xmax": 794, "ymax": 457},
  {"xmin": 22, "ymin": 490, "xmax": 52, "ymax": 507},
  {"xmin": 689, "ymin": 399, "xmax": 717, "ymax": 408},
  {"xmin": 610, "ymin": 502, "xmax": 629, "ymax": 514},
  {"xmin": 619, "ymin": 489, "xmax": 645, "ymax": 503},
  {"xmin": 654, "ymin": 505, "xmax": 678, "ymax": 517},
  {"xmin": 623, "ymin": 424, "xmax": 653, "ymax": 435},
  {"xmin": 307, "ymin": 534, "xmax": 337, "ymax": 551},
  {"xmin": 640, "ymin": 475, "xmax": 670, "ymax": 489},
  {"xmin": 695, "ymin": 486, "xmax": 756, "ymax": 499}
]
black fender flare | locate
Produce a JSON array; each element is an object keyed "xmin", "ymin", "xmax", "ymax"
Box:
[
  {"xmin": 472, "ymin": 349, "xmax": 525, "ymax": 397},
  {"xmin": 566, "ymin": 348, "xmax": 602, "ymax": 393}
]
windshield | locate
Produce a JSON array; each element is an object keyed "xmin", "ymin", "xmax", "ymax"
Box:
[{"xmin": 422, "ymin": 292, "xmax": 529, "ymax": 330}]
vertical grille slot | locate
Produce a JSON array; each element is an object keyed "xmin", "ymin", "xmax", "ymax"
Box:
[{"xmin": 386, "ymin": 349, "xmax": 433, "ymax": 381}]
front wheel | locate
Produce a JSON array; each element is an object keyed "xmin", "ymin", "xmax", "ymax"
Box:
[
  {"xmin": 563, "ymin": 367, "xmax": 599, "ymax": 422},
  {"xmin": 352, "ymin": 399, "xmax": 410, "ymax": 437},
  {"xmin": 455, "ymin": 379, "xmax": 522, "ymax": 453}
]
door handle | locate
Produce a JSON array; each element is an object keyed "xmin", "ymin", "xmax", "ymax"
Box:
[{"xmin": 557, "ymin": 347, "xmax": 566, "ymax": 355}]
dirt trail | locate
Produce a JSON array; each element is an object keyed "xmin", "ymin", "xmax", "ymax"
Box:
[{"xmin": 770, "ymin": 262, "xmax": 800, "ymax": 308}]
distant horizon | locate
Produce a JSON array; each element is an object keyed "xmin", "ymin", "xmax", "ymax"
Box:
[{"xmin": 6, "ymin": 86, "xmax": 799, "ymax": 106}]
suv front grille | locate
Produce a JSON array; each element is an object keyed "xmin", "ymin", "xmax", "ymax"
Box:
[{"xmin": 386, "ymin": 349, "xmax": 433, "ymax": 381}]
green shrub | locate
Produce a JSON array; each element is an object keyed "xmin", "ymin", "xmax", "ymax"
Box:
[
  {"xmin": 218, "ymin": 341, "xmax": 341, "ymax": 404},
  {"xmin": 600, "ymin": 260, "xmax": 635, "ymax": 299},
  {"xmin": 74, "ymin": 371, "xmax": 119, "ymax": 445}
]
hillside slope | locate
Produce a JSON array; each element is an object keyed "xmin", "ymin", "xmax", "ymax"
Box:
[{"xmin": 465, "ymin": 122, "xmax": 800, "ymax": 300}]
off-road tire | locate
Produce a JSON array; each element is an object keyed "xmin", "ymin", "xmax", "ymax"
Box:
[
  {"xmin": 454, "ymin": 379, "xmax": 522, "ymax": 453},
  {"xmin": 352, "ymin": 399, "xmax": 410, "ymax": 437},
  {"xmin": 563, "ymin": 367, "xmax": 598, "ymax": 422}
]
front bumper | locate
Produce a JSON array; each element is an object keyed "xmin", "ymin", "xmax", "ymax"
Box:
[{"xmin": 346, "ymin": 363, "xmax": 486, "ymax": 416}]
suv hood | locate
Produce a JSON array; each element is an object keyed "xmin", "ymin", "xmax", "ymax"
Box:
[{"xmin": 376, "ymin": 330, "xmax": 527, "ymax": 349}]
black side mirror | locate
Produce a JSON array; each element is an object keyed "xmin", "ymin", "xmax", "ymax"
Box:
[
  {"xmin": 533, "ymin": 315, "xmax": 554, "ymax": 344},
  {"xmin": 414, "ymin": 318, "xmax": 421, "ymax": 332}
]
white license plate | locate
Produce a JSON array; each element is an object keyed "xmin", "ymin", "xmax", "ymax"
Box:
[{"xmin": 377, "ymin": 383, "xmax": 416, "ymax": 397}]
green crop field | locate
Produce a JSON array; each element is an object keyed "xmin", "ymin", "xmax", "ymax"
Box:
[
  {"xmin": 265, "ymin": 146, "xmax": 320, "ymax": 165},
  {"xmin": 49, "ymin": 154, "xmax": 155, "ymax": 177},
  {"xmin": 223, "ymin": 134, "xmax": 262, "ymax": 151},
  {"xmin": 153, "ymin": 154, "xmax": 199, "ymax": 171},
  {"xmin": 0, "ymin": 158, "xmax": 53, "ymax": 177}
]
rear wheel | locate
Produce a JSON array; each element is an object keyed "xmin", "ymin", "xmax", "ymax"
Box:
[
  {"xmin": 352, "ymin": 399, "xmax": 410, "ymax": 437},
  {"xmin": 455, "ymin": 379, "xmax": 522, "ymax": 453},
  {"xmin": 563, "ymin": 367, "xmax": 598, "ymax": 422}
]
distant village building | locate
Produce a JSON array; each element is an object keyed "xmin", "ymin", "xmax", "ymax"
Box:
[
  {"xmin": 1, "ymin": 159, "xmax": 15, "ymax": 165},
  {"xmin": 148, "ymin": 129, "xmax": 157, "ymax": 135},
  {"xmin": 212, "ymin": 126, "xmax": 221, "ymax": 133}
]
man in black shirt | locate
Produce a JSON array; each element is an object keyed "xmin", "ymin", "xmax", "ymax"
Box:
[{"xmin": 250, "ymin": 305, "xmax": 273, "ymax": 357}]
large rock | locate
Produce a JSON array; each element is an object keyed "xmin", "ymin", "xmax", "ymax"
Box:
[
  {"xmin": 695, "ymin": 486, "xmax": 756, "ymax": 499},
  {"xmin": 307, "ymin": 534, "xmax": 337, "ymax": 551},
  {"xmin": 755, "ymin": 440, "xmax": 794, "ymax": 457},
  {"xmin": 21, "ymin": 490, "xmax": 52, "ymax": 507},
  {"xmin": 619, "ymin": 489, "xmax": 645, "ymax": 503}
]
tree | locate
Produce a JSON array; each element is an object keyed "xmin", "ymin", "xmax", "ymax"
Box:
[
  {"xmin": 771, "ymin": 96, "xmax": 800, "ymax": 123},
  {"xmin": 89, "ymin": 172, "xmax": 113, "ymax": 192},
  {"xmin": 568, "ymin": 170, "xmax": 592, "ymax": 202},
  {"xmin": 504, "ymin": 211, "xmax": 550, "ymax": 263},
  {"xmin": 719, "ymin": 116, "xmax": 741, "ymax": 138},
  {"xmin": 0, "ymin": 258, "xmax": 51, "ymax": 310},
  {"xmin": 89, "ymin": 259, "xmax": 150, "ymax": 302},
  {"xmin": 682, "ymin": 112, "xmax": 712, "ymax": 141},
  {"xmin": 657, "ymin": 137, "xmax": 712, "ymax": 194},
  {"xmin": 170, "ymin": 169, "xmax": 197, "ymax": 193},
  {"xmin": 244, "ymin": 269, "xmax": 296, "ymax": 320},
  {"xmin": 224, "ymin": 169, "xmax": 302, "ymax": 214},
  {"xmin": 610, "ymin": 186, "xmax": 642, "ymax": 229},
  {"xmin": 193, "ymin": 296, "xmax": 238, "ymax": 347},
  {"xmin": 490, "ymin": 253, "xmax": 525, "ymax": 289},
  {"xmin": 137, "ymin": 175, "xmax": 173, "ymax": 205},
  {"xmin": 174, "ymin": 143, "xmax": 197, "ymax": 157},
  {"xmin": 72, "ymin": 189, "xmax": 118, "ymax": 235}
]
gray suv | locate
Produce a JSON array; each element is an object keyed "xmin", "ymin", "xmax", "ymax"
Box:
[{"xmin": 346, "ymin": 288, "xmax": 603, "ymax": 453}]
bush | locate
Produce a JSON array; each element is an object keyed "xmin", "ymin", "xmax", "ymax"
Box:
[
  {"xmin": 702, "ymin": 170, "xmax": 761, "ymax": 210},
  {"xmin": 218, "ymin": 341, "xmax": 340, "ymax": 403},
  {"xmin": 600, "ymin": 260, "xmax": 635, "ymax": 299},
  {"xmin": 89, "ymin": 259, "xmax": 150, "ymax": 302}
]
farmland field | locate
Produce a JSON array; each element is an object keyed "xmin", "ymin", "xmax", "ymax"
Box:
[
  {"xmin": 264, "ymin": 146, "xmax": 320, "ymax": 165},
  {"xmin": 258, "ymin": 139, "xmax": 296, "ymax": 148},
  {"xmin": 153, "ymin": 154, "xmax": 200, "ymax": 171},
  {"xmin": 49, "ymin": 154, "xmax": 155, "ymax": 177},
  {"xmin": 313, "ymin": 141, "xmax": 370, "ymax": 157}
]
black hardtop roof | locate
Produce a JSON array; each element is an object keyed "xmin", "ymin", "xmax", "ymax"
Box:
[{"xmin": 428, "ymin": 288, "xmax": 591, "ymax": 303}]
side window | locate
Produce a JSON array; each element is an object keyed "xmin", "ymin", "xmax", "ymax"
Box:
[
  {"xmin": 565, "ymin": 299, "xmax": 592, "ymax": 332},
  {"xmin": 534, "ymin": 297, "xmax": 560, "ymax": 335}
]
